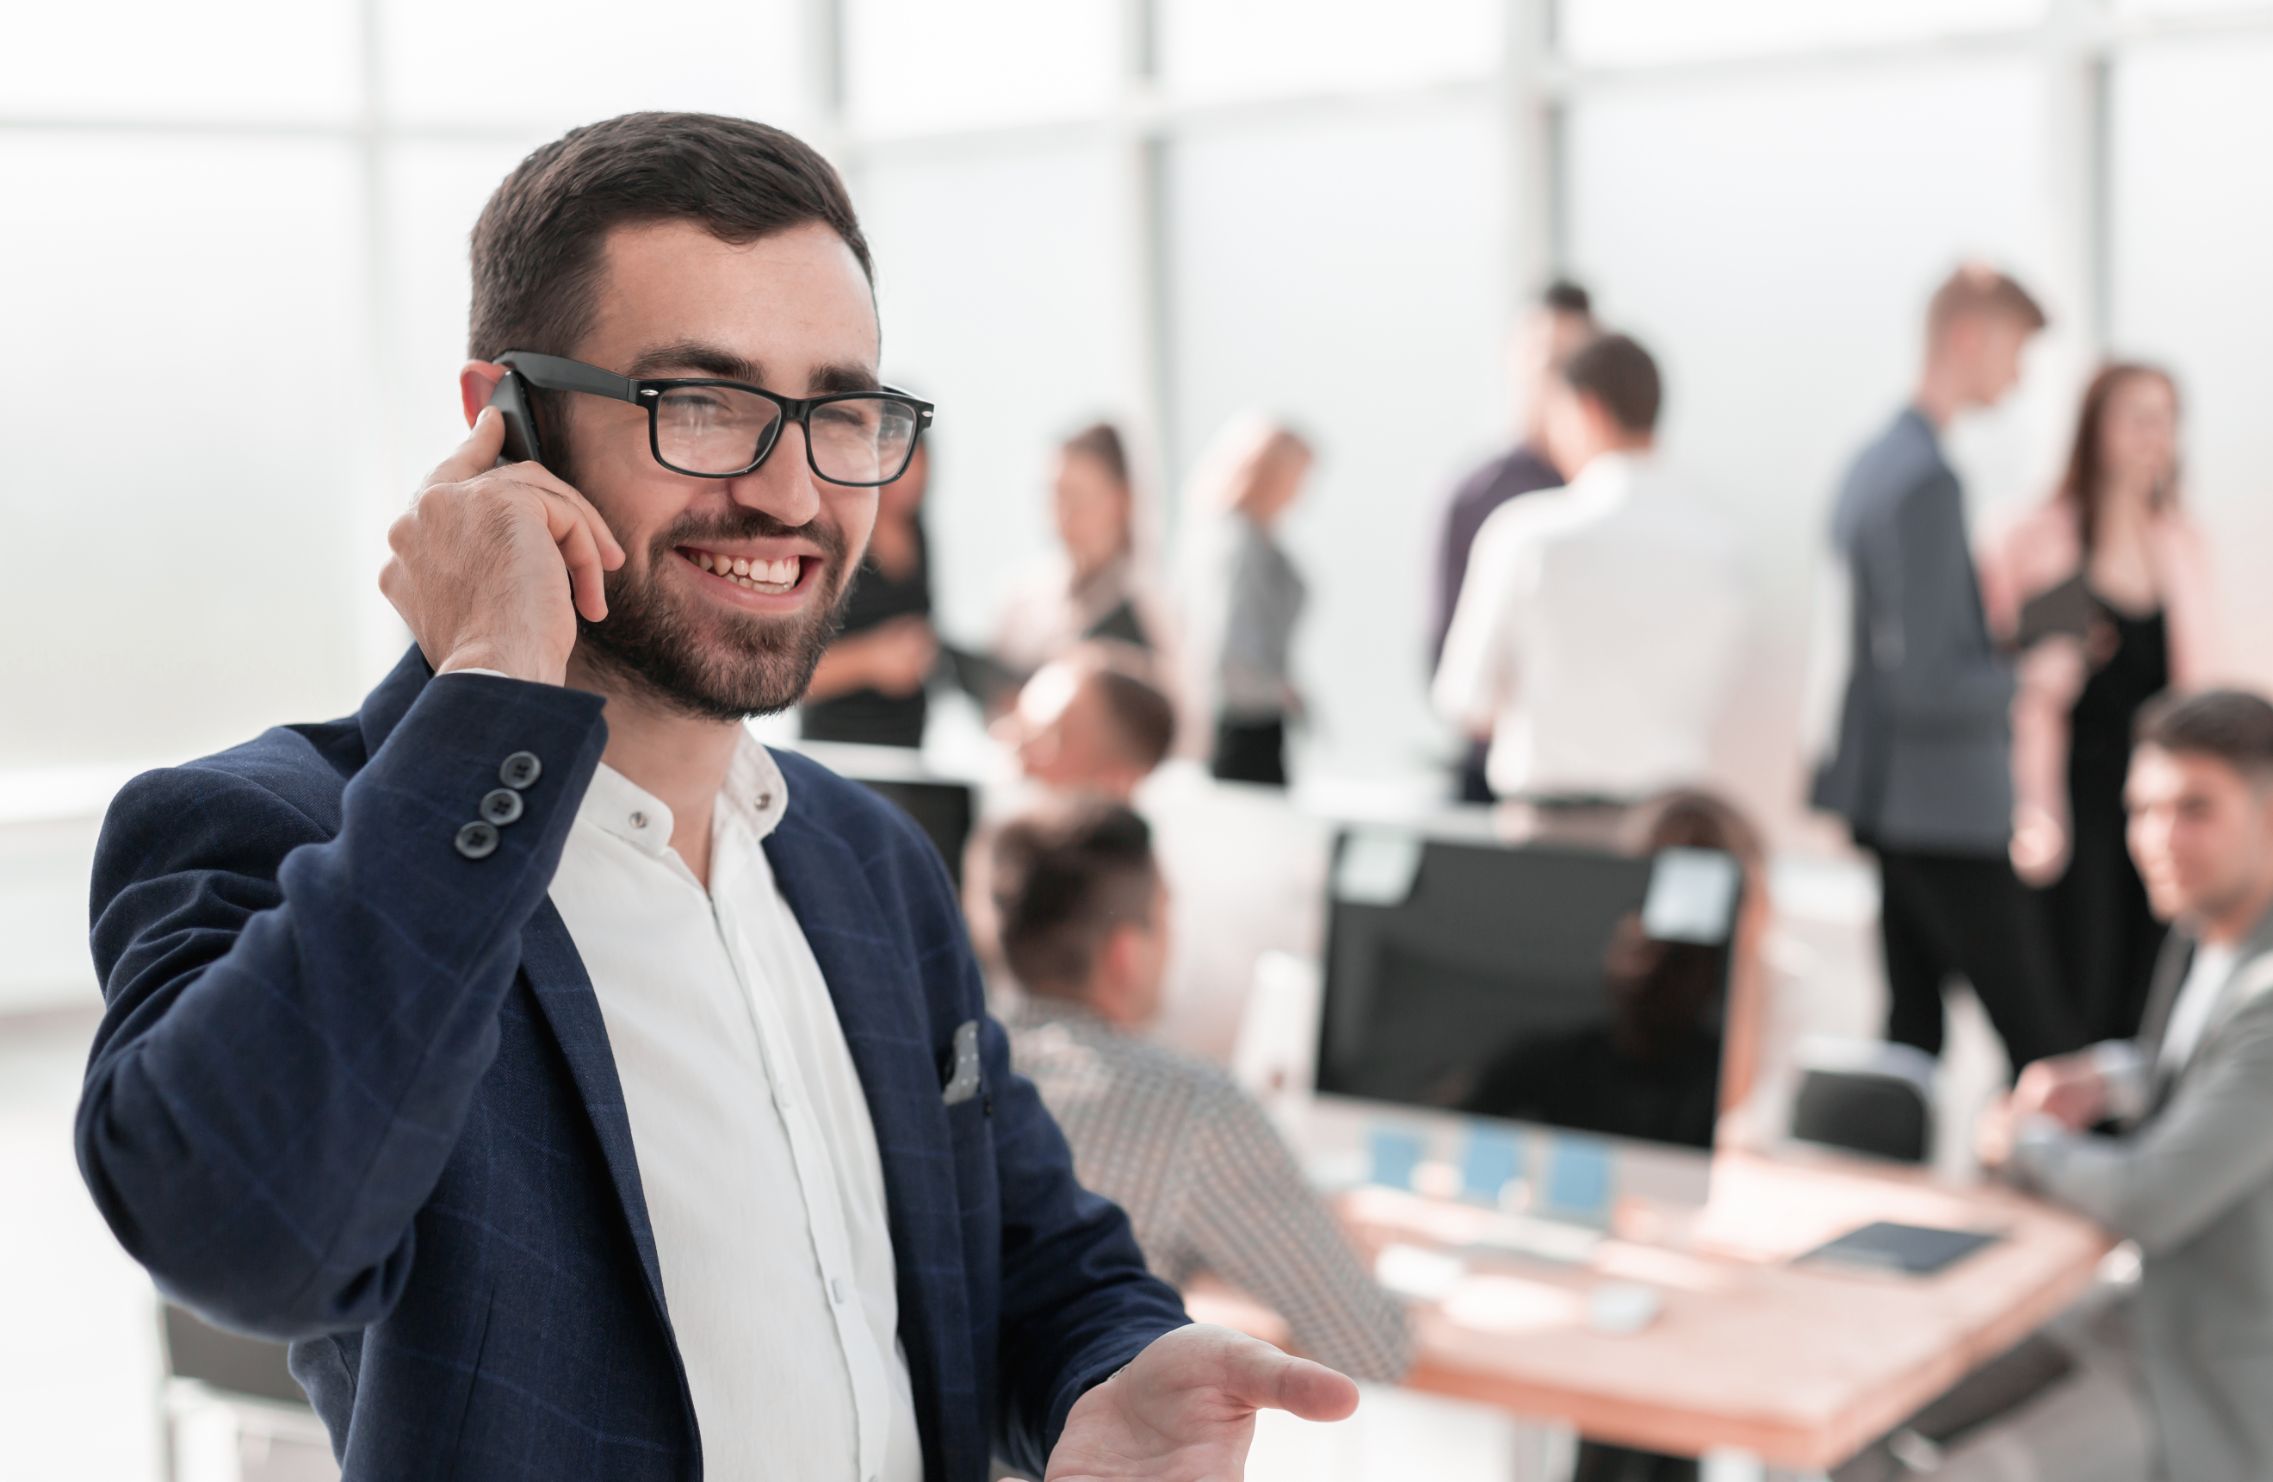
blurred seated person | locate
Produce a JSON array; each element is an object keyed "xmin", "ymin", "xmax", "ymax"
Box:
[
  {"xmin": 996, "ymin": 422, "xmax": 1173, "ymax": 681},
  {"xmin": 987, "ymin": 798, "xmax": 1413, "ymax": 1383},
  {"xmin": 1462, "ymin": 792, "xmax": 1764, "ymax": 1152},
  {"xmin": 1179, "ymin": 415, "xmax": 1316, "ymax": 789},
  {"xmin": 800, "ymin": 437, "xmax": 939, "ymax": 747},
  {"xmin": 1432, "ymin": 332, "xmax": 1745, "ymax": 807},
  {"xmin": 1431, "ymin": 278, "xmax": 1597, "ymax": 802},
  {"xmin": 1845, "ymin": 690, "xmax": 2273, "ymax": 1482},
  {"xmin": 1000, "ymin": 642, "xmax": 1178, "ymax": 803}
]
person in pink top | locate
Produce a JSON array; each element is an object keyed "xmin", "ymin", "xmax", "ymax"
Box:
[{"xmin": 1980, "ymin": 361, "xmax": 2223, "ymax": 1041}]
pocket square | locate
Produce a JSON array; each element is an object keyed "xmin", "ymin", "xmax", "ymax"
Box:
[{"xmin": 941, "ymin": 1020, "xmax": 983, "ymax": 1106}]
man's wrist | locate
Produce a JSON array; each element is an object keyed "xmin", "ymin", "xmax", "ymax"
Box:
[{"xmin": 436, "ymin": 643, "xmax": 561, "ymax": 686}]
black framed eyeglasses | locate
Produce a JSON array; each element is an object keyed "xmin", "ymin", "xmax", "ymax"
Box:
[{"xmin": 497, "ymin": 350, "xmax": 935, "ymax": 487}]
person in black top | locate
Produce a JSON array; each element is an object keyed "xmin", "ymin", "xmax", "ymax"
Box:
[
  {"xmin": 1430, "ymin": 280, "xmax": 1595, "ymax": 803},
  {"xmin": 801, "ymin": 438, "xmax": 939, "ymax": 747},
  {"xmin": 1982, "ymin": 362, "xmax": 2223, "ymax": 1041}
]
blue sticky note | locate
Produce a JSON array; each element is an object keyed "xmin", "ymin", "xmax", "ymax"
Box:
[
  {"xmin": 1541, "ymin": 1134, "xmax": 1614, "ymax": 1221},
  {"xmin": 1459, "ymin": 1125, "xmax": 1524, "ymax": 1205},
  {"xmin": 1366, "ymin": 1126, "xmax": 1426, "ymax": 1191}
]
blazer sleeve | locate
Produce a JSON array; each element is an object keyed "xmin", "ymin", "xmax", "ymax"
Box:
[
  {"xmin": 983, "ymin": 981, "xmax": 1191, "ymax": 1471},
  {"xmin": 1860, "ymin": 470, "xmax": 2018, "ymax": 733},
  {"xmin": 76, "ymin": 674, "xmax": 607, "ymax": 1338},
  {"xmin": 2009, "ymin": 989, "xmax": 2273, "ymax": 1255}
]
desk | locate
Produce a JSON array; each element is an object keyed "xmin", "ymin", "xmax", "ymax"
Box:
[{"xmin": 1189, "ymin": 1148, "xmax": 2113, "ymax": 1472}]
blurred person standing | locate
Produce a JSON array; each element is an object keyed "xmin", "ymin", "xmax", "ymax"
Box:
[
  {"xmin": 1179, "ymin": 415, "xmax": 1315, "ymax": 788},
  {"xmin": 1980, "ymin": 363, "xmax": 2222, "ymax": 1042},
  {"xmin": 987, "ymin": 799, "xmax": 1413, "ymax": 1385},
  {"xmin": 996, "ymin": 422, "xmax": 1172, "ymax": 680},
  {"xmin": 800, "ymin": 434, "xmax": 939, "ymax": 747},
  {"xmin": 1433, "ymin": 331, "xmax": 1745, "ymax": 809},
  {"xmin": 1431, "ymin": 279, "xmax": 1596, "ymax": 802},
  {"xmin": 1812, "ymin": 266, "xmax": 2082, "ymax": 1074}
]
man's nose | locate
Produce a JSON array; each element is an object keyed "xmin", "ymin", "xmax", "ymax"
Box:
[{"xmin": 724, "ymin": 421, "xmax": 824, "ymax": 529}]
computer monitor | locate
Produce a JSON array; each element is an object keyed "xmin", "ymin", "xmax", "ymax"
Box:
[
  {"xmin": 853, "ymin": 777, "xmax": 976, "ymax": 892},
  {"xmin": 1315, "ymin": 829, "xmax": 1742, "ymax": 1153}
]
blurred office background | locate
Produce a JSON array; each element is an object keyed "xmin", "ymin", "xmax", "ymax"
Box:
[{"xmin": 7, "ymin": 1, "xmax": 2273, "ymax": 1477}]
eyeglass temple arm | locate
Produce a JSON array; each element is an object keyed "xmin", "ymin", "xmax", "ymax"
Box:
[{"xmin": 495, "ymin": 352, "xmax": 641, "ymax": 405}]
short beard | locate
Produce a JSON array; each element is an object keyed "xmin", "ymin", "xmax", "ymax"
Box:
[{"xmin": 573, "ymin": 506, "xmax": 853, "ymax": 724}]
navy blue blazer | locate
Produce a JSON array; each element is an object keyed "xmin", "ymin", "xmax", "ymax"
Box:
[{"xmin": 78, "ymin": 648, "xmax": 1188, "ymax": 1481}]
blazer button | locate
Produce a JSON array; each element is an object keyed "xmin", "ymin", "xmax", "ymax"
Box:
[
  {"xmin": 479, "ymin": 788, "xmax": 525, "ymax": 826},
  {"xmin": 455, "ymin": 821, "xmax": 500, "ymax": 860},
  {"xmin": 500, "ymin": 751, "xmax": 542, "ymax": 789}
]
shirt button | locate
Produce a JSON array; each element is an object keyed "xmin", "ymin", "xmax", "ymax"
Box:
[
  {"xmin": 831, "ymin": 1276, "xmax": 847, "ymax": 1305},
  {"xmin": 479, "ymin": 788, "xmax": 525, "ymax": 826},
  {"xmin": 454, "ymin": 821, "xmax": 500, "ymax": 860},
  {"xmin": 629, "ymin": 811, "xmax": 649, "ymax": 830},
  {"xmin": 499, "ymin": 751, "xmax": 542, "ymax": 790}
]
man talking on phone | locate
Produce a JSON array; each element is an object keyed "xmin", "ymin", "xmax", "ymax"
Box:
[{"xmin": 76, "ymin": 113, "xmax": 1355, "ymax": 1482}]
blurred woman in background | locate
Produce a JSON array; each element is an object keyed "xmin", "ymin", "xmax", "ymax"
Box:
[
  {"xmin": 1180, "ymin": 415, "xmax": 1315, "ymax": 788},
  {"xmin": 995, "ymin": 422, "xmax": 1172, "ymax": 682},
  {"xmin": 800, "ymin": 438, "xmax": 940, "ymax": 748},
  {"xmin": 1982, "ymin": 362, "xmax": 2221, "ymax": 1042}
]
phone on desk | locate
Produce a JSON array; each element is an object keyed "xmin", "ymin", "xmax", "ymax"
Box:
[{"xmin": 489, "ymin": 369, "xmax": 547, "ymax": 468}]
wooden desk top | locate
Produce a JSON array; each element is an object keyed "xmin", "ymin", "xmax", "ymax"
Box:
[{"xmin": 1188, "ymin": 1149, "xmax": 2113, "ymax": 1470}]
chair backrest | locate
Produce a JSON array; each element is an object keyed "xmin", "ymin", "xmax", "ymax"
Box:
[
  {"xmin": 1787, "ymin": 1036, "xmax": 1937, "ymax": 1164},
  {"xmin": 161, "ymin": 1302, "xmax": 309, "ymax": 1408}
]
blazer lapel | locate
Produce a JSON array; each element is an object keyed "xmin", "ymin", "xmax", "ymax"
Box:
[
  {"xmin": 765, "ymin": 808, "xmax": 972, "ymax": 1481},
  {"xmin": 520, "ymin": 897, "xmax": 672, "ymax": 1326}
]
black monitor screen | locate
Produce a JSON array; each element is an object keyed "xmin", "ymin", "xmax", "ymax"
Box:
[
  {"xmin": 853, "ymin": 778, "xmax": 976, "ymax": 892},
  {"xmin": 1316, "ymin": 832, "xmax": 1739, "ymax": 1151}
]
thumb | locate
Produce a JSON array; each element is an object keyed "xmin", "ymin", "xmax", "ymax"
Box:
[
  {"xmin": 428, "ymin": 405, "xmax": 508, "ymax": 486},
  {"xmin": 1215, "ymin": 1336, "xmax": 1359, "ymax": 1423}
]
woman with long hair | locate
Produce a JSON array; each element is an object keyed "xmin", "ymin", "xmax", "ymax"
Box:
[{"xmin": 1981, "ymin": 362, "xmax": 2222, "ymax": 1041}]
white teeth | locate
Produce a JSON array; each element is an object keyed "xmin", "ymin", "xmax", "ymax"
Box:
[{"xmin": 688, "ymin": 549, "xmax": 799, "ymax": 592}]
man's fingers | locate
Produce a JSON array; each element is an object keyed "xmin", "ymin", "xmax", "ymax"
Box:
[
  {"xmin": 1217, "ymin": 1337, "xmax": 1359, "ymax": 1422},
  {"xmin": 556, "ymin": 518, "xmax": 609, "ymax": 623},
  {"xmin": 427, "ymin": 405, "xmax": 508, "ymax": 487},
  {"xmin": 503, "ymin": 461, "xmax": 627, "ymax": 568}
]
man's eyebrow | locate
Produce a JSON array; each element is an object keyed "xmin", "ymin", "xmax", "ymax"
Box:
[
  {"xmin": 625, "ymin": 340, "xmax": 760, "ymax": 382},
  {"xmin": 625, "ymin": 340, "xmax": 882, "ymax": 397}
]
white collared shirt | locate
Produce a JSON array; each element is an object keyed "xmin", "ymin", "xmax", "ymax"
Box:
[
  {"xmin": 1432, "ymin": 451, "xmax": 1746, "ymax": 801},
  {"xmin": 546, "ymin": 733, "xmax": 922, "ymax": 1482}
]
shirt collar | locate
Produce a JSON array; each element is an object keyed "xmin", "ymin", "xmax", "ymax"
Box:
[
  {"xmin": 575, "ymin": 726, "xmax": 791, "ymax": 857},
  {"xmin": 1565, "ymin": 448, "xmax": 1651, "ymax": 504}
]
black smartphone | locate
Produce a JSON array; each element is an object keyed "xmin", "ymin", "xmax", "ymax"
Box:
[{"xmin": 489, "ymin": 369, "xmax": 546, "ymax": 467}]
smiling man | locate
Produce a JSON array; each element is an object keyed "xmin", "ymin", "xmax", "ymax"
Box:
[{"xmin": 76, "ymin": 113, "xmax": 1352, "ymax": 1482}]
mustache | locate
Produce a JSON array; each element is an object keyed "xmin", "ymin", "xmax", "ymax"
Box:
[{"xmin": 650, "ymin": 508, "xmax": 849, "ymax": 564}]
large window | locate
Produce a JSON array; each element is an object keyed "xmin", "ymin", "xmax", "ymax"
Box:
[{"xmin": 9, "ymin": 0, "xmax": 2273, "ymax": 818}]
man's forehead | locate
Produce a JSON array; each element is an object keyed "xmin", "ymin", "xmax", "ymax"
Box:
[{"xmin": 582, "ymin": 219, "xmax": 879, "ymax": 383}]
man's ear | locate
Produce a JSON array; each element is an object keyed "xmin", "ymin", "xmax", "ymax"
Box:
[
  {"xmin": 460, "ymin": 361, "xmax": 509, "ymax": 428},
  {"xmin": 1092, "ymin": 924, "xmax": 1142, "ymax": 1020}
]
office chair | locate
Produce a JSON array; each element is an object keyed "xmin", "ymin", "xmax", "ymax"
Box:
[
  {"xmin": 159, "ymin": 1302, "xmax": 335, "ymax": 1482},
  {"xmin": 1787, "ymin": 1036, "xmax": 1938, "ymax": 1164}
]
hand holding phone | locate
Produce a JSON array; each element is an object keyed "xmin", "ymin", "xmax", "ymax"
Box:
[{"xmin": 379, "ymin": 406, "xmax": 626, "ymax": 687}]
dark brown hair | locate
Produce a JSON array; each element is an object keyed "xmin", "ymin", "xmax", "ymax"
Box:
[
  {"xmin": 2137, "ymin": 690, "xmax": 2273, "ymax": 782},
  {"xmin": 1059, "ymin": 422, "xmax": 1131, "ymax": 491},
  {"xmin": 1557, "ymin": 332, "xmax": 1662, "ymax": 435},
  {"xmin": 989, "ymin": 799, "xmax": 1160, "ymax": 996},
  {"xmin": 1926, "ymin": 263, "xmax": 2048, "ymax": 342},
  {"xmin": 1064, "ymin": 642, "xmax": 1178, "ymax": 774},
  {"xmin": 1541, "ymin": 278, "xmax": 1593, "ymax": 317},
  {"xmin": 467, "ymin": 112, "xmax": 871, "ymax": 365},
  {"xmin": 2057, "ymin": 361, "xmax": 2181, "ymax": 554}
]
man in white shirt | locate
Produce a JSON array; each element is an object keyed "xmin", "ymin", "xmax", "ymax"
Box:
[
  {"xmin": 78, "ymin": 112, "xmax": 1355, "ymax": 1482},
  {"xmin": 1844, "ymin": 690, "xmax": 2273, "ymax": 1482},
  {"xmin": 1432, "ymin": 332, "xmax": 1745, "ymax": 805}
]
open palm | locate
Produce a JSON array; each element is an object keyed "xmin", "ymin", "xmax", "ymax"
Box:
[{"xmin": 1045, "ymin": 1324, "xmax": 1359, "ymax": 1482}]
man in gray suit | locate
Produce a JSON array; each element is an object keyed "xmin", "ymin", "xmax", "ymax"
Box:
[
  {"xmin": 1848, "ymin": 689, "xmax": 2273, "ymax": 1481},
  {"xmin": 1813, "ymin": 264, "xmax": 2080, "ymax": 1073}
]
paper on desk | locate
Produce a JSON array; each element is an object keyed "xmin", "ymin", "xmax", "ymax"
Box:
[{"xmin": 1335, "ymin": 830, "xmax": 1425, "ymax": 906}]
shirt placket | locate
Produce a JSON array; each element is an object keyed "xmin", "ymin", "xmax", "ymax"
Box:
[{"xmin": 709, "ymin": 861, "xmax": 887, "ymax": 1482}]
